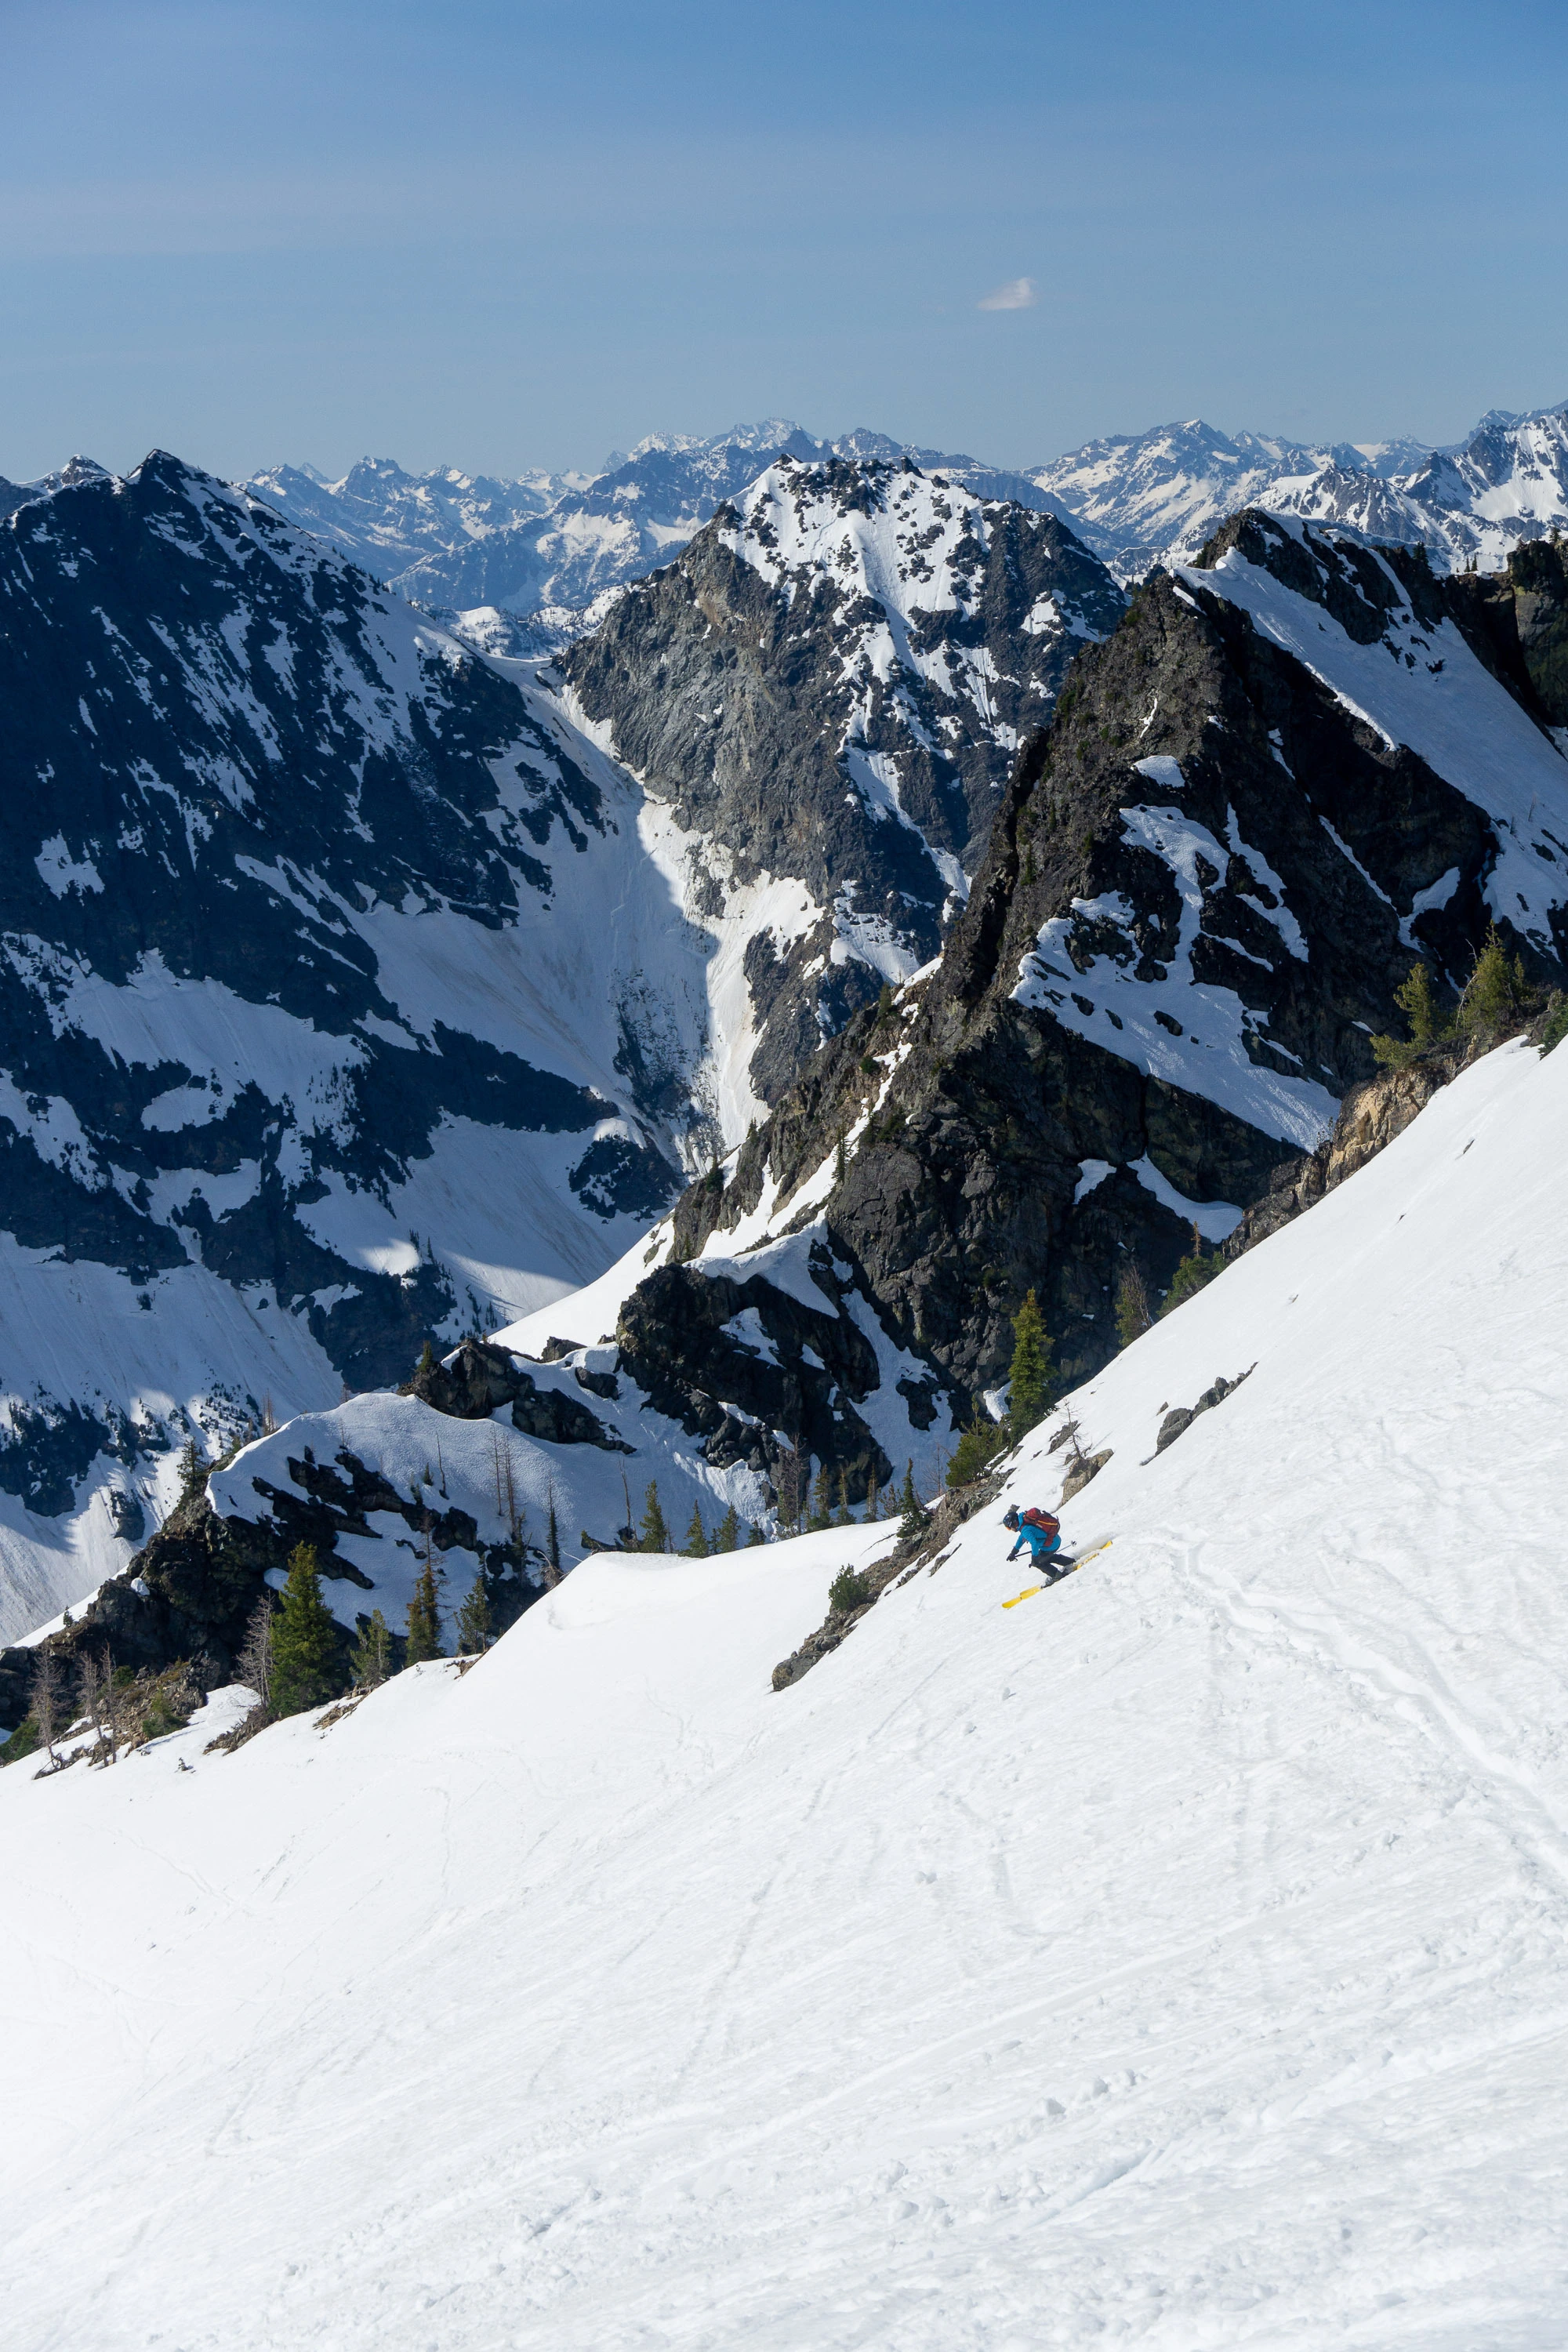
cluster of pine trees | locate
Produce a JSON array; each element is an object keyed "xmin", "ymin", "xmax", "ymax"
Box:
[{"xmin": 237, "ymin": 1531, "xmax": 517, "ymax": 1733}]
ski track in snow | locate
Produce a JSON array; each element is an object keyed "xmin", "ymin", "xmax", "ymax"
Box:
[{"xmin": 3, "ymin": 1037, "xmax": 1568, "ymax": 2346}]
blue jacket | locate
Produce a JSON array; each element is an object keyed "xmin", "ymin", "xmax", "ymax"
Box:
[{"xmin": 1009, "ymin": 1522, "xmax": 1061, "ymax": 1563}]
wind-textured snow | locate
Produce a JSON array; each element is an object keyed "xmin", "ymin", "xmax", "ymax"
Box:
[{"xmin": 5, "ymin": 1033, "xmax": 1567, "ymax": 2347}]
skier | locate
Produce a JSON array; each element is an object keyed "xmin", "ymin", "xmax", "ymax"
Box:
[{"xmin": 1003, "ymin": 1504, "xmax": 1075, "ymax": 1580}]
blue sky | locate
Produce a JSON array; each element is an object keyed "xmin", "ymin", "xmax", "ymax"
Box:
[{"xmin": 2, "ymin": 0, "xmax": 1566, "ymax": 482}]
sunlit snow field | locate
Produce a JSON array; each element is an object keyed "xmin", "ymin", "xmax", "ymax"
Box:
[{"xmin": 4, "ymin": 1037, "xmax": 1568, "ymax": 2348}]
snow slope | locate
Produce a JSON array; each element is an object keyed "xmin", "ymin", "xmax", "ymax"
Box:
[{"xmin": 5, "ymin": 1032, "xmax": 1567, "ymax": 2347}]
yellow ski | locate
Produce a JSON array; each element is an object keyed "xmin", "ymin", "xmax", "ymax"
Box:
[{"xmin": 1001, "ymin": 1539, "xmax": 1112, "ymax": 1607}]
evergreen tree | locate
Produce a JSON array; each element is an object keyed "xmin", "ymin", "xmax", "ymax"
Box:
[
  {"xmin": 684, "ymin": 1503, "xmax": 710, "ymax": 1558},
  {"xmin": 639, "ymin": 1481, "xmax": 670, "ymax": 1553},
  {"xmin": 270, "ymin": 1543, "xmax": 343, "ymax": 1716},
  {"xmin": 897, "ymin": 1461, "xmax": 928, "ymax": 1542},
  {"xmin": 405, "ymin": 1562, "xmax": 444, "ymax": 1664},
  {"xmin": 748, "ymin": 1519, "xmax": 767, "ymax": 1545},
  {"xmin": 456, "ymin": 1573, "xmax": 493, "ymax": 1655},
  {"xmin": 1005, "ymin": 1290, "xmax": 1055, "ymax": 1438},
  {"xmin": 808, "ymin": 1463, "xmax": 832, "ymax": 1531},
  {"xmin": 864, "ymin": 1471, "xmax": 881, "ymax": 1523},
  {"xmin": 714, "ymin": 1501, "xmax": 741, "ymax": 1554},
  {"xmin": 1114, "ymin": 1261, "xmax": 1152, "ymax": 1348},
  {"xmin": 546, "ymin": 1492, "xmax": 562, "ymax": 1584},
  {"xmin": 1160, "ymin": 1225, "xmax": 1221, "ymax": 1317},
  {"xmin": 350, "ymin": 1608, "xmax": 393, "ymax": 1688},
  {"xmin": 1459, "ymin": 923, "xmax": 1527, "ymax": 1034},
  {"xmin": 945, "ymin": 1406, "xmax": 1005, "ymax": 1489},
  {"xmin": 833, "ymin": 1469, "xmax": 854, "ymax": 1526},
  {"xmin": 1372, "ymin": 960, "xmax": 1450, "ymax": 1065},
  {"xmin": 835, "ymin": 1131, "xmax": 848, "ymax": 1185}
]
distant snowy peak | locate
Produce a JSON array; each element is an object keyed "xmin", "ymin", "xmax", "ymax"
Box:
[
  {"xmin": 241, "ymin": 423, "xmax": 1071, "ymax": 619},
  {"xmin": 1032, "ymin": 405, "xmax": 1568, "ymax": 579}
]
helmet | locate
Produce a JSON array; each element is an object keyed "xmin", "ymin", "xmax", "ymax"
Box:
[{"xmin": 1003, "ymin": 1505, "xmax": 1020, "ymax": 1530}]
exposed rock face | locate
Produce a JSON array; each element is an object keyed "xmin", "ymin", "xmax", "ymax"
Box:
[
  {"xmin": 561, "ymin": 456, "xmax": 1125, "ymax": 1110},
  {"xmin": 622, "ymin": 508, "xmax": 1568, "ymax": 1427}
]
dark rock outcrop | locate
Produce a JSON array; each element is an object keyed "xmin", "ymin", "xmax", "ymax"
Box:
[
  {"xmin": 561, "ymin": 456, "xmax": 1125, "ymax": 1104},
  {"xmin": 630, "ymin": 510, "xmax": 1568, "ymax": 1431}
]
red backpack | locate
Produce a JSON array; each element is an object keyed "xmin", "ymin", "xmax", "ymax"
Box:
[{"xmin": 1022, "ymin": 1508, "xmax": 1060, "ymax": 1538}]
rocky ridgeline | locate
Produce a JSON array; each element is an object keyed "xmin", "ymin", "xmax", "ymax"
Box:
[
  {"xmin": 641, "ymin": 515, "xmax": 1568, "ymax": 1413},
  {"xmin": 559, "ymin": 454, "xmax": 1125, "ymax": 1103}
]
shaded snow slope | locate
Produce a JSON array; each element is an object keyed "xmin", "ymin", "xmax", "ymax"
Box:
[{"xmin": 5, "ymin": 1035, "xmax": 1567, "ymax": 2347}]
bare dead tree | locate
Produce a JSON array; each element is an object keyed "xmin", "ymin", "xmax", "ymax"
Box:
[
  {"xmin": 31, "ymin": 1646, "xmax": 62, "ymax": 1769},
  {"xmin": 236, "ymin": 1596, "xmax": 275, "ymax": 1717},
  {"xmin": 78, "ymin": 1649, "xmax": 110, "ymax": 1762}
]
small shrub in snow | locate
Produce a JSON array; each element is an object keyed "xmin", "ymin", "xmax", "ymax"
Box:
[{"xmin": 828, "ymin": 1568, "xmax": 872, "ymax": 1615}]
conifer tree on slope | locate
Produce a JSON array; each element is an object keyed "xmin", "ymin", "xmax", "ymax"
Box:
[
  {"xmin": 405, "ymin": 1562, "xmax": 444, "ymax": 1664},
  {"xmin": 714, "ymin": 1501, "xmax": 741, "ymax": 1554},
  {"xmin": 808, "ymin": 1464, "xmax": 832, "ymax": 1531},
  {"xmin": 1006, "ymin": 1289, "xmax": 1055, "ymax": 1439},
  {"xmin": 639, "ymin": 1481, "xmax": 670, "ymax": 1553},
  {"xmin": 270, "ymin": 1544, "xmax": 343, "ymax": 1716},
  {"xmin": 897, "ymin": 1461, "xmax": 928, "ymax": 1541},
  {"xmin": 684, "ymin": 1503, "xmax": 710, "ymax": 1558},
  {"xmin": 456, "ymin": 1573, "xmax": 492, "ymax": 1654}
]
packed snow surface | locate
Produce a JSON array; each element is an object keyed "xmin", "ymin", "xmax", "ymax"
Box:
[{"xmin": 5, "ymin": 1036, "xmax": 1568, "ymax": 2347}]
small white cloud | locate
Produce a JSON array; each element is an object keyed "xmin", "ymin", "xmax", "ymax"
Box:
[{"xmin": 977, "ymin": 275, "xmax": 1038, "ymax": 312}]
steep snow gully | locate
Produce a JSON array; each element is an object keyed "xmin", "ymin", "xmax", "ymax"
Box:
[{"xmin": 5, "ymin": 1033, "xmax": 1568, "ymax": 2348}]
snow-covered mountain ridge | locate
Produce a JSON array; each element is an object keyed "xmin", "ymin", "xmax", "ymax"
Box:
[
  {"xmin": 222, "ymin": 402, "xmax": 1568, "ymax": 620},
  {"xmin": 1029, "ymin": 403, "xmax": 1568, "ymax": 579},
  {"xmin": 245, "ymin": 423, "xmax": 1054, "ymax": 619},
  {"xmin": 561, "ymin": 510, "xmax": 1568, "ymax": 1449},
  {"xmin": 0, "ymin": 451, "xmax": 734, "ymax": 1636},
  {"xmin": 559, "ymin": 453, "xmax": 1126, "ymax": 1106},
  {"xmin": 13, "ymin": 510, "xmax": 1557, "ymax": 1722},
  {"xmin": 5, "ymin": 1029, "xmax": 1567, "ymax": 2347},
  {"xmin": 0, "ymin": 445, "xmax": 1119, "ymax": 1642}
]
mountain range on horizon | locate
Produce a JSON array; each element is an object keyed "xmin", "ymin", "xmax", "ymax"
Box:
[{"xmin": 6, "ymin": 401, "xmax": 1567, "ymax": 630}]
